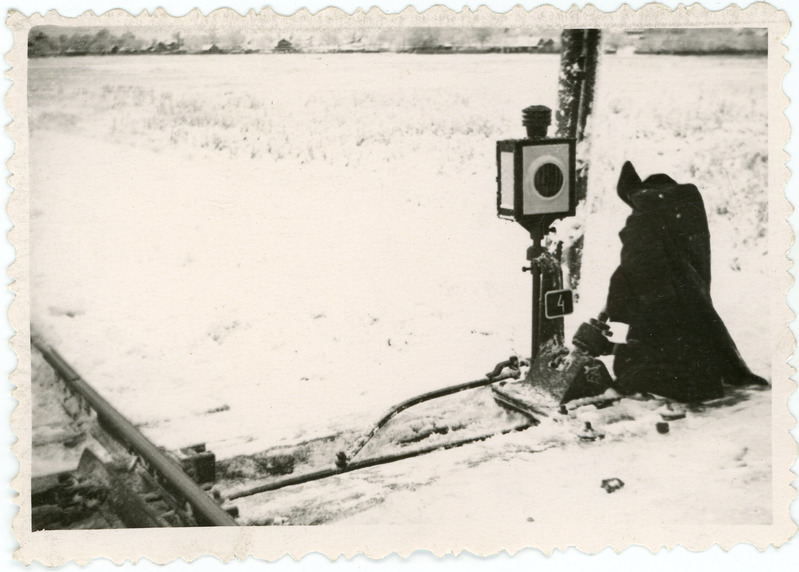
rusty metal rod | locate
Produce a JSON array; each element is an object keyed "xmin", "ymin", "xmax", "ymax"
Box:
[
  {"xmin": 32, "ymin": 336, "xmax": 238, "ymax": 527},
  {"xmin": 228, "ymin": 417, "xmax": 535, "ymax": 501}
]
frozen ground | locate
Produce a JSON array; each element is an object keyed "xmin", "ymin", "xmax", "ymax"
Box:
[
  {"xmin": 224, "ymin": 386, "xmax": 772, "ymax": 526},
  {"xmin": 28, "ymin": 53, "xmax": 772, "ymax": 523}
]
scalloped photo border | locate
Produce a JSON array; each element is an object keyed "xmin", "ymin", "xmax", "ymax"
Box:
[{"xmin": 6, "ymin": 2, "xmax": 795, "ymax": 565}]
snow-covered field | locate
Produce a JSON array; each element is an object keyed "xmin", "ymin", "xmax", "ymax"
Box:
[{"xmin": 28, "ymin": 53, "xmax": 772, "ymax": 523}]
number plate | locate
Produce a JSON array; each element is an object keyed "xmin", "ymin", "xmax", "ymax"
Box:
[{"xmin": 544, "ymin": 289, "xmax": 573, "ymax": 319}]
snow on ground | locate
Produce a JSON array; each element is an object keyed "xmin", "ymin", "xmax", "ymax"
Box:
[
  {"xmin": 28, "ymin": 53, "xmax": 772, "ymax": 522},
  {"xmin": 227, "ymin": 386, "xmax": 771, "ymax": 526}
]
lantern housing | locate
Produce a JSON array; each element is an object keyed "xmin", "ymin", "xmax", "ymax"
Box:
[{"xmin": 496, "ymin": 137, "xmax": 576, "ymax": 226}]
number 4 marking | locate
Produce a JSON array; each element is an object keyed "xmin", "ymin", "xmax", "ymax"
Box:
[{"xmin": 544, "ymin": 289, "xmax": 573, "ymax": 319}]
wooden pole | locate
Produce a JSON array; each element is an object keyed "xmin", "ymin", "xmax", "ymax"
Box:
[{"xmin": 555, "ymin": 29, "xmax": 602, "ymax": 293}]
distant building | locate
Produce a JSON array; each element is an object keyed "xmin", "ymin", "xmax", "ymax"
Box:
[
  {"xmin": 497, "ymin": 36, "xmax": 558, "ymax": 54},
  {"xmin": 632, "ymin": 28, "xmax": 767, "ymax": 55}
]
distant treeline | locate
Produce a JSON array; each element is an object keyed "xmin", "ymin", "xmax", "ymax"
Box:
[{"xmin": 28, "ymin": 26, "xmax": 768, "ymax": 58}]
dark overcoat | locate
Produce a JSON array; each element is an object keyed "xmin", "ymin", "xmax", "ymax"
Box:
[{"xmin": 606, "ymin": 162, "xmax": 766, "ymax": 402}]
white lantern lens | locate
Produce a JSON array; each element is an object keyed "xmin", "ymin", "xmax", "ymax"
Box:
[
  {"xmin": 521, "ymin": 143, "xmax": 571, "ymax": 216},
  {"xmin": 499, "ymin": 151, "xmax": 515, "ymax": 212}
]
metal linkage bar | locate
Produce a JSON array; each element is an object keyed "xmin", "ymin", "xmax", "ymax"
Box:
[
  {"xmin": 229, "ymin": 418, "xmax": 535, "ymax": 501},
  {"xmin": 228, "ymin": 358, "xmax": 533, "ymax": 501},
  {"xmin": 337, "ymin": 356, "xmax": 521, "ymax": 466},
  {"xmin": 32, "ymin": 336, "xmax": 238, "ymax": 527}
]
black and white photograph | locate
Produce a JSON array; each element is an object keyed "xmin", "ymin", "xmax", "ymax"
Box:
[{"xmin": 6, "ymin": 1, "xmax": 796, "ymax": 564}]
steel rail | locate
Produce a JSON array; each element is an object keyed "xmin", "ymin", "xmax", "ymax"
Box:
[
  {"xmin": 32, "ymin": 336, "xmax": 238, "ymax": 527},
  {"xmin": 229, "ymin": 417, "xmax": 535, "ymax": 501}
]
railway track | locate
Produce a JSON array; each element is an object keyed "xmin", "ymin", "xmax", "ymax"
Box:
[
  {"xmin": 31, "ymin": 331, "xmax": 534, "ymax": 528},
  {"xmin": 29, "ymin": 322, "xmax": 770, "ymax": 529},
  {"xmin": 30, "ymin": 333, "xmax": 239, "ymax": 529}
]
